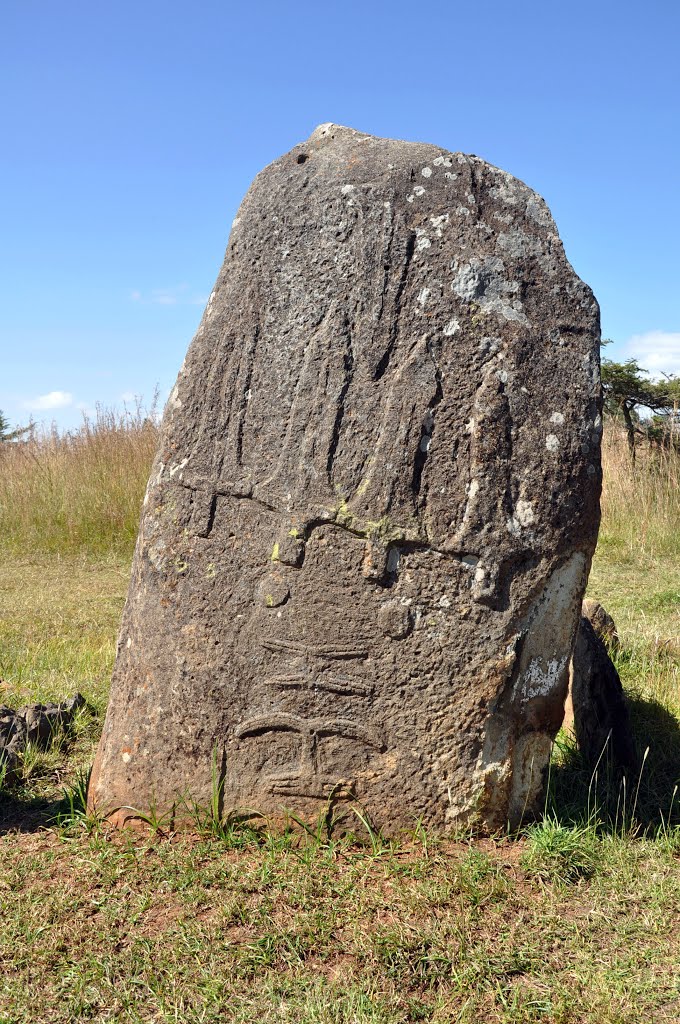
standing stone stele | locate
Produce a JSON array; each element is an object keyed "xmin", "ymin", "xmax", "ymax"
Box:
[{"xmin": 89, "ymin": 125, "xmax": 602, "ymax": 829}]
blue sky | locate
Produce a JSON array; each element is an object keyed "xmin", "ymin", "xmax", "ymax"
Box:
[{"xmin": 1, "ymin": 0, "xmax": 678, "ymax": 430}]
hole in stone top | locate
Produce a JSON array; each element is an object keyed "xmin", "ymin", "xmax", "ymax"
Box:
[{"xmin": 297, "ymin": 153, "xmax": 309, "ymax": 164}]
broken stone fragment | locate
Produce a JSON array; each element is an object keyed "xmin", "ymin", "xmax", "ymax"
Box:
[
  {"xmin": 89, "ymin": 124, "xmax": 601, "ymax": 830},
  {"xmin": 582, "ymin": 597, "xmax": 619, "ymax": 652},
  {"xmin": 564, "ymin": 604, "xmax": 635, "ymax": 771}
]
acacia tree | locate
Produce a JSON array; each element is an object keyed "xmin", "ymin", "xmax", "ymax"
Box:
[{"xmin": 601, "ymin": 343, "xmax": 680, "ymax": 458}]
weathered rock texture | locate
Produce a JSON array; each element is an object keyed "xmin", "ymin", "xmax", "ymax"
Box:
[{"xmin": 89, "ymin": 124, "xmax": 602, "ymax": 828}]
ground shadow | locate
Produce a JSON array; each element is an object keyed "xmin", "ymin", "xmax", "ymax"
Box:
[
  {"xmin": 549, "ymin": 692, "xmax": 680, "ymax": 831},
  {"xmin": 0, "ymin": 791, "xmax": 67, "ymax": 835}
]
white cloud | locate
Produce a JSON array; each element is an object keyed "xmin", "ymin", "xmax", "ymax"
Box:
[
  {"xmin": 130, "ymin": 284, "xmax": 205, "ymax": 307},
  {"xmin": 151, "ymin": 289, "xmax": 179, "ymax": 306},
  {"xmin": 623, "ymin": 331, "xmax": 680, "ymax": 378},
  {"xmin": 120, "ymin": 391, "xmax": 138, "ymax": 403},
  {"xmin": 23, "ymin": 390, "xmax": 73, "ymax": 411}
]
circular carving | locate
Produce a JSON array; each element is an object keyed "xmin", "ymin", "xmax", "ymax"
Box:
[{"xmin": 378, "ymin": 599, "xmax": 413, "ymax": 639}]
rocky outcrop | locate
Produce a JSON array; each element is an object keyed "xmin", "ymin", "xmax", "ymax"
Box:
[
  {"xmin": 0, "ymin": 694, "xmax": 85, "ymax": 781},
  {"xmin": 89, "ymin": 125, "xmax": 602, "ymax": 829}
]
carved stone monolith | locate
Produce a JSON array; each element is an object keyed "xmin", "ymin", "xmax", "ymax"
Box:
[{"xmin": 89, "ymin": 124, "xmax": 602, "ymax": 829}]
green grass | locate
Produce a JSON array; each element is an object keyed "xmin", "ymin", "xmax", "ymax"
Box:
[
  {"xmin": 0, "ymin": 557, "xmax": 127, "ymax": 825},
  {"xmin": 564, "ymin": 425, "xmax": 680, "ymax": 835},
  {"xmin": 0, "ymin": 825, "xmax": 678, "ymax": 1022},
  {"xmin": 0, "ymin": 558, "xmax": 128, "ymax": 707},
  {"xmin": 587, "ymin": 555, "xmax": 680, "ymax": 654}
]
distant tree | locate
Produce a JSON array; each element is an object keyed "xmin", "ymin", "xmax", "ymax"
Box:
[
  {"xmin": 0, "ymin": 410, "xmax": 31, "ymax": 442},
  {"xmin": 600, "ymin": 341, "xmax": 680, "ymax": 458}
]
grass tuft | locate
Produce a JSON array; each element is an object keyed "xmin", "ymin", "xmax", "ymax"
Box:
[{"xmin": 521, "ymin": 816, "xmax": 602, "ymax": 884}]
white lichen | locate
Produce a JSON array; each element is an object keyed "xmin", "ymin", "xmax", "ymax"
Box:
[
  {"xmin": 169, "ymin": 457, "xmax": 189, "ymax": 478},
  {"xmin": 521, "ymin": 656, "xmax": 568, "ymax": 700},
  {"xmin": 515, "ymin": 499, "xmax": 534, "ymax": 526},
  {"xmin": 430, "ymin": 213, "xmax": 449, "ymax": 237}
]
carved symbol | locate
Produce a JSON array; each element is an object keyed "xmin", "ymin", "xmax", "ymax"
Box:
[
  {"xmin": 189, "ymin": 488, "xmax": 217, "ymax": 538},
  {"xmin": 261, "ymin": 638, "xmax": 369, "ymax": 660},
  {"xmin": 265, "ymin": 671, "xmax": 373, "ymax": 698},
  {"xmin": 178, "ymin": 475, "xmax": 254, "ymax": 538},
  {"xmin": 234, "ymin": 713, "xmax": 385, "ymax": 798}
]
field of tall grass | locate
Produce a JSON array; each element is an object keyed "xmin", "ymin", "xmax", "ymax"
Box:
[
  {"xmin": 0, "ymin": 403, "xmax": 159, "ymax": 558},
  {"xmin": 1, "ymin": 406, "xmax": 678, "ymax": 562},
  {"xmin": 0, "ymin": 408, "xmax": 678, "ymax": 1023},
  {"xmin": 598, "ymin": 424, "xmax": 680, "ymax": 562}
]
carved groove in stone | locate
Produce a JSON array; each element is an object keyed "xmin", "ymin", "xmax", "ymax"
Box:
[
  {"xmin": 260, "ymin": 638, "xmax": 369, "ymax": 661},
  {"xmin": 266, "ymin": 672, "xmax": 374, "ymax": 698}
]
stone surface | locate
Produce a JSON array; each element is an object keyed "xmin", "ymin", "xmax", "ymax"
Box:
[
  {"xmin": 565, "ymin": 605, "xmax": 635, "ymax": 771},
  {"xmin": 89, "ymin": 124, "xmax": 602, "ymax": 829},
  {"xmin": 0, "ymin": 694, "xmax": 85, "ymax": 780},
  {"xmin": 582, "ymin": 597, "xmax": 619, "ymax": 651}
]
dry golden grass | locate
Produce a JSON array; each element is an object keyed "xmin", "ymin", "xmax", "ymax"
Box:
[
  {"xmin": 598, "ymin": 421, "xmax": 680, "ymax": 562},
  {"xmin": 1, "ymin": 405, "xmax": 677, "ymax": 565},
  {"xmin": 0, "ymin": 404, "xmax": 158, "ymax": 558}
]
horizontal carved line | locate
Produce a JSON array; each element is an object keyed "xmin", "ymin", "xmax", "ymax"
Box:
[
  {"xmin": 265, "ymin": 673, "xmax": 373, "ymax": 697},
  {"xmin": 234, "ymin": 713, "xmax": 384, "ymax": 749},
  {"xmin": 261, "ymin": 638, "xmax": 369, "ymax": 660}
]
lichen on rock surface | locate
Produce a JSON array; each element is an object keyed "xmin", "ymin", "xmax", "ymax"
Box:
[{"xmin": 89, "ymin": 124, "xmax": 602, "ymax": 830}]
